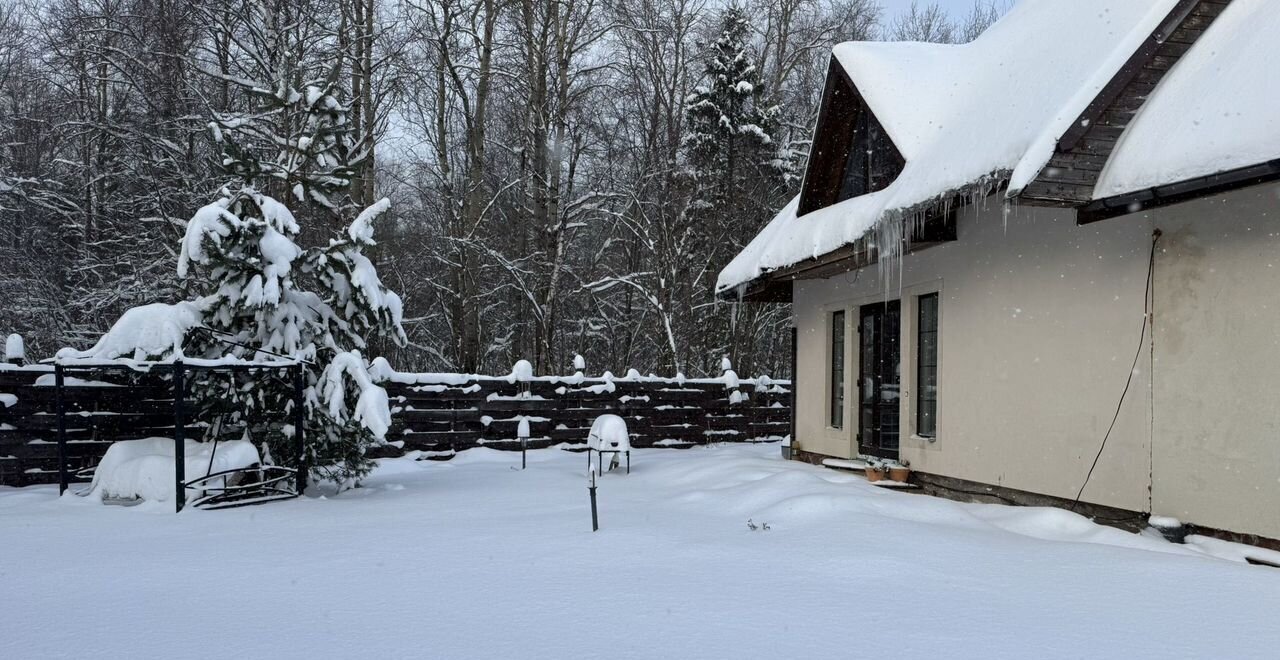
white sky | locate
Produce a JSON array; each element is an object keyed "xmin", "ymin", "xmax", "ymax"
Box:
[{"xmin": 880, "ymin": 0, "xmax": 991, "ymax": 23}]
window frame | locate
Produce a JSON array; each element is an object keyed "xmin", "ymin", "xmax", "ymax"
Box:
[
  {"xmin": 914, "ymin": 292, "xmax": 940, "ymax": 440},
  {"xmin": 828, "ymin": 309, "xmax": 847, "ymax": 430}
]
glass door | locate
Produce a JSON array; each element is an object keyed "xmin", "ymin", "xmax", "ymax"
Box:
[{"xmin": 859, "ymin": 300, "xmax": 901, "ymax": 459}]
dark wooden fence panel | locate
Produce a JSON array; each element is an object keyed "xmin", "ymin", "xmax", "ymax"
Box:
[
  {"xmin": 384, "ymin": 375, "xmax": 790, "ymax": 458},
  {"xmin": 1, "ymin": 364, "xmax": 791, "ymax": 486},
  {"xmin": 0, "ymin": 366, "xmax": 179, "ymax": 486}
]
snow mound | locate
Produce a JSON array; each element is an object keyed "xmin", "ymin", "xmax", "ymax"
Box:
[
  {"xmin": 89, "ymin": 438, "xmax": 260, "ymax": 503},
  {"xmin": 56, "ymin": 302, "xmax": 203, "ymax": 361}
]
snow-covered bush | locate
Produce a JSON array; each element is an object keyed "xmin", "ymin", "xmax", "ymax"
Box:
[{"xmin": 56, "ymin": 302, "xmax": 203, "ymax": 362}]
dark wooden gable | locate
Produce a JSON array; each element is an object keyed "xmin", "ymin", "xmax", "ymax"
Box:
[
  {"xmin": 1018, "ymin": 0, "xmax": 1231, "ymax": 207},
  {"xmin": 797, "ymin": 59, "xmax": 905, "ymax": 216}
]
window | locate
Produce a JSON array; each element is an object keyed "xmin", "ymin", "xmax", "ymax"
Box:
[
  {"xmin": 797, "ymin": 60, "xmax": 905, "ymax": 216},
  {"xmin": 916, "ymin": 293, "xmax": 939, "ymax": 438},
  {"xmin": 836, "ymin": 108, "xmax": 900, "ymax": 202},
  {"xmin": 830, "ymin": 310, "xmax": 845, "ymax": 429}
]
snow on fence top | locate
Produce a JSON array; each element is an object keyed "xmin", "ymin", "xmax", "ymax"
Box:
[
  {"xmin": 718, "ymin": 0, "xmax": 1277, "ymax": 294},
  {"xmin": 5, "ymin": 334, "xmax": 23, "ymax": 363},
  {"xmin": 54, "ymin": 301, "xmax": 203, "ymax": 363},
  {"xmin": 368, "ymin": 357, "xmax": 788, "ymax": 391}
]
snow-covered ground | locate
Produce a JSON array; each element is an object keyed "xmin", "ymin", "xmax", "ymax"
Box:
[{"xmin": 2, "ymin": 443, "xmax": 1278, "ymax": 659}]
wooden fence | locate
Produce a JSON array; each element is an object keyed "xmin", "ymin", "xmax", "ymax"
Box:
[{"xmin": 0, "ymin": 363, "xmax": 791, "ymax": 486}]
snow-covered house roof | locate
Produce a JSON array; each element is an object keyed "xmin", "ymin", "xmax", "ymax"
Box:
[
  {"xmin": 719, "ymin": 0, "xmax": 1272, "ymax": 298},
  {"xmin": 1092, "ymin": 0, "xmax": 1279, "ymax": 198}
]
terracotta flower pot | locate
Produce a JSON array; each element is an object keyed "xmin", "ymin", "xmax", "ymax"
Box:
[
  {"xmin": 888, "ymin": 466, "xmax": 910, "ymax": 483},
  {"xmin": 865, "ymin": 466, "xmax": 888, "ymax": 482}
]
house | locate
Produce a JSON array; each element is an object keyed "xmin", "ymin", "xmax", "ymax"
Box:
[{"xmin": 718, "ymin": 0, "xmax": 1280, "ymax": 545}]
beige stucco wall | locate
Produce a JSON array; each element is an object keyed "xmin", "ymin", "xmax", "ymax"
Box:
[
  {"xmin": 794, "ymin": 198, "xmax": 1156, "ymax": 513},
  {"xmin": 1148, "ymin": 183, "xmax": 1280, "ymax": 538},
  {"xmin": 792, "ymin": 181, "xmax": 1280, "ymax": 538}
]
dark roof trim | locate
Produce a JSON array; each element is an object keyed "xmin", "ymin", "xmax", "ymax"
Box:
[
  {"xmin": 1057, "ymin": 0, "xmax": 1200, "ymax": 152},
  {"xmin": 1079, "ymin": 160, "xmax": 1280, "ymax": 224},
  {"xmin": 1018, "ymin": 0, "xmax": 1230, "ymax": 206}
]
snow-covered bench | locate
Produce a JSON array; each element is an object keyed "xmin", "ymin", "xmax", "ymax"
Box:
[{"xmin": 587, "ymin": 414, "xmax": 631, "ymax": 475}]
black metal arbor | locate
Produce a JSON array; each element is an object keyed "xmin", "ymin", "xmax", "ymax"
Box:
[{"xmin": 54, "ymin": 359, "xmax": 308, "ymax": 512}]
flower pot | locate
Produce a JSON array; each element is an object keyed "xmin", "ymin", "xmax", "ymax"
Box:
[
  {"xmin": 865, "ymin": 466, "xmax": 888, "ymax": 482},
  {"xmin": 888, "ymin": 466, "xmax": 910, "ymax": 483}
]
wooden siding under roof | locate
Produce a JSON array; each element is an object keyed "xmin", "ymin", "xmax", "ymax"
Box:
[{"xmin": 1017, "ymin": 0, "xmax": 1231, "ymax": 206}]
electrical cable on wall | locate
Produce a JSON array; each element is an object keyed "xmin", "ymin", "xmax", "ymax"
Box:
[{"xmin": 1071, "ymin": 228, "xmax": 1161, "ymax": 512}]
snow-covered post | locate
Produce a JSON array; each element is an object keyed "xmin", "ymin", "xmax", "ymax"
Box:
[
  {"xmin": 511, "ymin": 359, "xmax": 533, "ymax": 400},
  {"xmin": 722, "ymin": 356, "xmax": 742, "ymax": 406},
  {"xmin": 5, "ymin": 333, "xmax": 23, "ymax": 365},
  {"xmin": 517, "ymin": 416, "xmax": 530, "ymax": 470},
  {"xmin": 588, "ymin": 461, "xmax": 599, "ymax": 532}
]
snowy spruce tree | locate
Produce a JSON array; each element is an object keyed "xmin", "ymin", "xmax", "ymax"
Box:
[
  {"xmin": 684, "ymin": 5, "xmax": 792, "ymax": 220},
  {"xmin": 682, "ymin": 5, "xmax": 793, "ymax": 376},
  {"xmin": 174, "ymin": 0, "xmax": 403, "ymax": 487}
]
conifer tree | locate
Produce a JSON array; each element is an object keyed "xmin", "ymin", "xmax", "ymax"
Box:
[
  {"xmin": 681, "ymin": 5, "xmax": 793, "ymax": 374},
  {"xmin": 684, "ymin": 5, "xmax": 792, "ymax": 219},
  {"xmin": 173, "ymin": 0, "xmax": 404, "ymax": 486}
]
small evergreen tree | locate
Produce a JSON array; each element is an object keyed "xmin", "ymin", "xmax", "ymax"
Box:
[{"xmin": 178, "ymin": 187, "xmax": 405, "ymax": 486}]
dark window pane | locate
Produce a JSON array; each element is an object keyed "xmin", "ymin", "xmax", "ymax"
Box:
[
  {"xmin": 830, "ymin": 311, "xmax": 845, "ymax": 428},
  {"xmin": 838, "ymin": 109, "xmax": 868, "ymax": 200},
  {"xmin": 916, "ymin": 293, "xmax": 939, "ymax": 438}
]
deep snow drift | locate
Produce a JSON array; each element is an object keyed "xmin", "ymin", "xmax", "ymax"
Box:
[{"xmin": 2, "ymin": 443, "xmax": 1278, "ymax": 659}]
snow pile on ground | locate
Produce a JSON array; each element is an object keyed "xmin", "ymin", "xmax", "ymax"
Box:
[
  {"xmin": 55, "ymin": 301, "xmax": 204, "ymax": 361},
  {"xmin": 3, "ymin": 443, "xmax": 1279, "ymax": 658},
  {"xmin": 88, "ymin": 437, "xmax": 260, "ymax": 503}
]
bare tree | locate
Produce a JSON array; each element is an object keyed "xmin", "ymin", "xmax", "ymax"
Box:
[
  {"xmin": 958, "ymin": 0, "xmax": 1007, "ymax": 42},
  {"xmin": 888, "ymin": 1, "xmax": 955, "ymax": 43}
]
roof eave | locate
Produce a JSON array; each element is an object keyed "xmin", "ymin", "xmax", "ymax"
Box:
[{"xmin": 1018, "ymin": 0, "xmax": 1229, "ymax": 208}]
